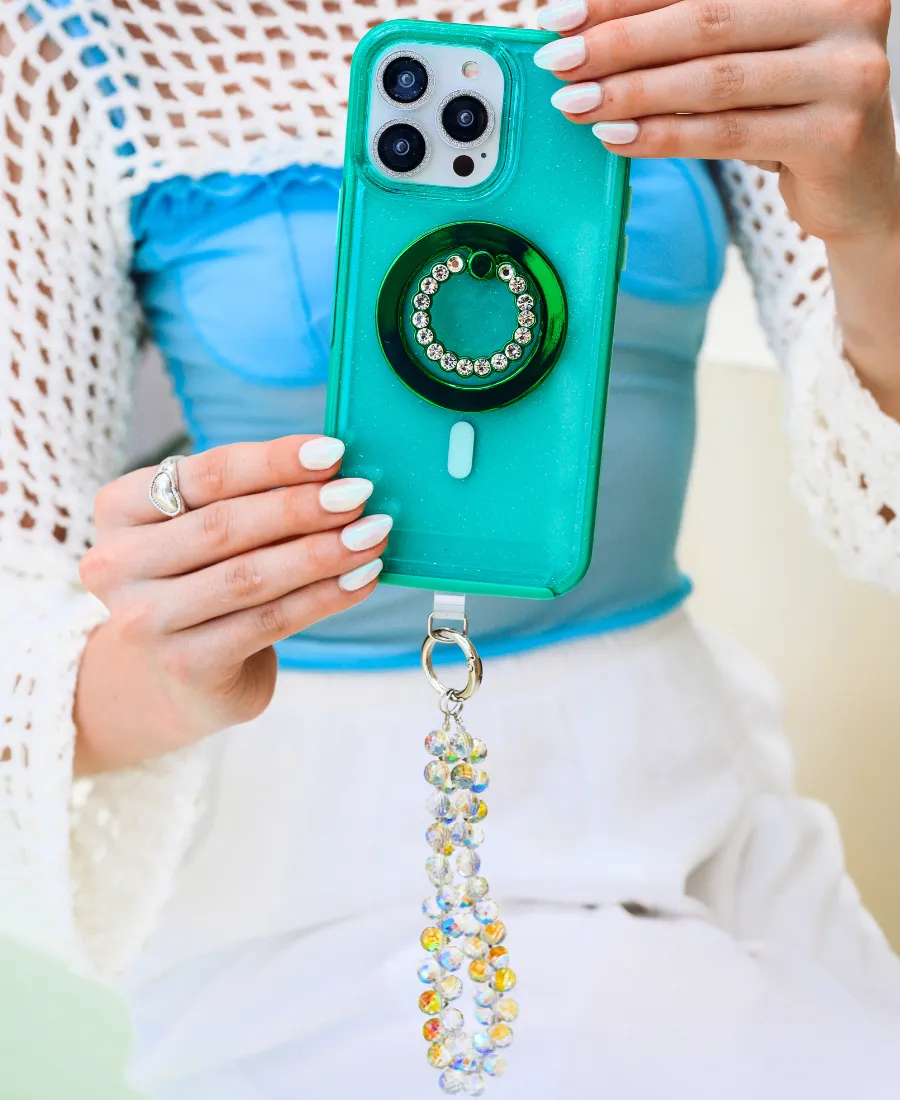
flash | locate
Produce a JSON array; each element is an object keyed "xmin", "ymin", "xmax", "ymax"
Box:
[{"xmin": 462, "ymin": 61, "xmax": 480, "ymax": 80}]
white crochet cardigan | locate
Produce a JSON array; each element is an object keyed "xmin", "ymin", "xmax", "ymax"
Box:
[{"xmin": 1, "ymin": 0, "xmax": 899, "ymax": 980}]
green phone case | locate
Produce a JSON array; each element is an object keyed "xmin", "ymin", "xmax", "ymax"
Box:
[{"xmin": 326, "ymin": 20, "xmax": 630, "ymax": 599}]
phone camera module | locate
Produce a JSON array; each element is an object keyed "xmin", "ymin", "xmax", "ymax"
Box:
[
  {"xmin": 382, "ymin": 56, "xmax": 429, "ymax": 104},
  {"xmin": 375, "ymin": 121, "xmax": 429, "ymax": 176},
  {"xmin": 438, "ymin": 92, "xmax": 494, "ymax": 148},
  {"xmin": 377, "ymin": 50, "xmax": 433, "ymax": 110}
]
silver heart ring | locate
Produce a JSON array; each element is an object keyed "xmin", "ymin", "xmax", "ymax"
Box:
[{"xmin": 148, "ymin": 454, "xmax": 189, "ymax": 518}]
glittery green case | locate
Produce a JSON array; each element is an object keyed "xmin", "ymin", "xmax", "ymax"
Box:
[{"xmin": 326, "ymin": 20, "xmax": 630, "ymax": 599}]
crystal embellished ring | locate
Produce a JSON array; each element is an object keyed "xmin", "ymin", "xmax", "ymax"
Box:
[
  {"xmin": 411, "ymin": 255, "xmax": 536, "ymax": 381},
  {"xmin": 377, "ymin": 222, "xmax": 567, "ymax": 414}
]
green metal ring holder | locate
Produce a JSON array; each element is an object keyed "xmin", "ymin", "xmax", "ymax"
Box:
[{"xmin": 376, "ymin": 222, "xmax": 568, "ymax": 413}]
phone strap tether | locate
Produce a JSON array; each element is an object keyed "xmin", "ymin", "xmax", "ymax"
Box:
[{"xmin": 417, "ymin": 594, "xmax": 517, "ymax": 1093}]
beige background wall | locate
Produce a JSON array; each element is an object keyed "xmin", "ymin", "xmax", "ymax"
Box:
[{"xmin": 684, "ymin": 254, "xmax": 900, "ymax": 948}]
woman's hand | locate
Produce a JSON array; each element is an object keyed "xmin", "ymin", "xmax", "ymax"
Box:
[
  {"xmin": 74, "ymin": 435, "xmax": 390, "ymax": 773},
  {"xmin": 536, "ymin": 0, "xmax": 899, "ymax": 243}
]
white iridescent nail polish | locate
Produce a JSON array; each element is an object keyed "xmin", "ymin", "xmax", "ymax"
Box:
[
  {"xmin": 319, "ymin": 477, "xmax": 374, "ymax": 513},
  {"xmin": 341, "ymin": 514, "xmax": 393, "ymax": 552},
  {"xmin": 592, "ymin": 121, "xmax": 640, "ymax": 145},
  {"xmin": 299, "ymin": 436, "xmax": 345, "ymax": 470},
  {"xmin": 533, "ymin": 35, "xmax": 586, "ymax": 72},
  {"xmin": 550, "ymin": 82, "xmax": 604, "ymax": 114},
  {"xmin": 537, "ymin": 0, "xmax": 587, "ymax": 33},
  {"xmin": 338, "ymin": 557, "xmax": 384, "ymax": 592}
]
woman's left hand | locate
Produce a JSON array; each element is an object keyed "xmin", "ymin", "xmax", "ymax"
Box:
[{"xmin": 535, "ymin": 0, "xmax": 900, "ymax": 243}]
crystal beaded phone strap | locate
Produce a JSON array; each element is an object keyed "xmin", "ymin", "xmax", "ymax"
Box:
[{"xmin": 418, "ymin": 597, "xmax": 518, "ymax": 1095}]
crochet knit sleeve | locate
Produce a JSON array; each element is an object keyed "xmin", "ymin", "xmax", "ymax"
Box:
[
  {"xmin": 1, "ymin": 14, "xmax": 207, "ymax": 980},
  {"xmin": 713, "ymin": 160, "xmax": 900, "ymax": 594}
]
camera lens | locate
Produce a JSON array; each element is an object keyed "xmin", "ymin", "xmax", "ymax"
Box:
[
  {"xmin": 440, "ymin": 94, "xmax": 490, "ymax": 144},
  {"xmin": 382, "ymin": 56, "xmax": 428, "ymax": 104},
  {"xmin": 376, "ymin": 122, "xmax": 427, "ymax": 174}
]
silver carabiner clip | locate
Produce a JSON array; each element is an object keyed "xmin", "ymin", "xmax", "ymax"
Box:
[{"xmin": 420, "ymin": 593, "xmax": 483, "ymax": 702}]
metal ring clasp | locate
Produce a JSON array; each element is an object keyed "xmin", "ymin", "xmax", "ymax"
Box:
[{"xmin": 420, "ymin": 626, "xmax": 483, "ymax": 702}]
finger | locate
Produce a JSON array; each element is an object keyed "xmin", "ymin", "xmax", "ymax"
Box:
[
  {"xmin": 589, "ymin": 105, "xmax": 816, "ymax": 164},
  {"xmin": 148, "ymin": 521, "xmax": 390, "ymax": 633},
  {"xmin": 113, "ymin": 477, "xmax": 375, "ymax": 580},
  {"xmin": 533, "ymin": 0, "xmax": 825, "ymax": 82},
  {"xmin": 538, "ymin": 0, "xmax": 682, "ymax": 35},
  {"xmin": 177, "ymin": 566, "xmax": 383, "ymax": 670},
  {"xmin": 94, "ymin": 434, "xmax": 345, "ymax": 531},
  {"xmin": 550, "ymin": 48, "xmax": 825, "ymax": 122}
]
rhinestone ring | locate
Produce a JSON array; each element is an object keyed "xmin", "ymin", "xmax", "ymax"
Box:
[{"xmin": 411, "ymin": 255, "xmax": 537, "ymax": 379}]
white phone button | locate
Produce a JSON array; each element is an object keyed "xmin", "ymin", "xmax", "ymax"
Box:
[{"xmin": 448, "ymin": 421, "xmax": 475, "ymax": 479}]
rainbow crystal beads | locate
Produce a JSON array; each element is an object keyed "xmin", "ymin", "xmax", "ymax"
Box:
[
  {"xmin": 474, "ymin": 900, "xmax": 499, "ymax": 924},
  {"xmin": 446, "ymin": 729, "xmax": 473, "ymax": 761},
  {"xmin": 441, "ymin": 1007, "xmax": 464, "ymax": 1032},
  {"xmin": 492, "ymin": 969, "xmax": 516, "ymax": 993},
  {"xmin": 419, "ymin": 710, "xmax": 517, "ymax": 1093},
  {"xmin": 429, "ymin": 1042, "xmax": 454, "ymax": 1068},
  {"xmin": 426, "ymin": 729, "xmax": 449, "ymax": 756},
  {"xmin": 488, "ymin": 945, "xmax": 510, "ymax": 970},
  {"xmin": 489, "ymin": 1023, "xmax": 514, "ymax": 1047},
  {"xmin": 451, "ymin": 763, "xmax": 475, "ymax": 788},
  {"xmin": 465, "ymin": 876, "xmax": 489, "ymax": 900},
  {"xmin": 469, "ymin": 739, "xmax": 487, "ymax": 764},
  {"xmin": 463, "ymin": 936, "xmax": 488, "ymax": 959},
  {"xmin": 468, "ymin": 959, "xmax": 490, "ymax": 983},
  {"xmin": 440, "ymin": 974, "xmax": 465, "ymax": 1001},
  {"xmin": 438, "ymin": 946, "xmax": 465, "ymax": 971},
  {"xmin": 482, "ymin": 1053, "xmax": 507, "ymax": 1077},
  {"xmin": 482, "ymin": 921, "xmax": 507, "ymax": 946},
  {"xmin": 457, "ymin": 850, "xmax": 480, "ymax": 876},
  {"xmin": 421, "ymin": 926, "xmax": 444, "ymax": 952},
  {"xmin": 425, "ymin": 761, "xmax": 450, "ymax": 788},
  {"xmin": 419, "ymin": 958, "xmax": 443, "ymax": 983}
]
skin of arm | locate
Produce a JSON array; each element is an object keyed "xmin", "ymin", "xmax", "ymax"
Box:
[{"xmin": 825, "ymin": 201, "xmax": 900, "ymax": 420}]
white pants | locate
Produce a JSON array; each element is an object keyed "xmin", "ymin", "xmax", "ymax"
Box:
[{"xmin": 122, "ymin": 611, "xmax": 900, "ymax": 1099}]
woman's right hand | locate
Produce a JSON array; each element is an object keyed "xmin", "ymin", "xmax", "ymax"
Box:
[{"xmin": 74, "ymin": 435, "xmax": 390, "ymax": 773}]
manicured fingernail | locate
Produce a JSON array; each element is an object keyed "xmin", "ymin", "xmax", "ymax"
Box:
[
  {"xmin": 592, "ymin": 121, "xmax": 640, "ymax": 145},
  {"xmin": 533, "ymin": 35, "xmax": 586, "ymax": 72},
  {"xmin": 319, "ymin": 477, "xmax": 374, "ymax": 513},
  {"xmin": 551, "ymin": 82, "xmax": 604, "ymax": 114},
  {"xmin": 537, "ymin": 0, "xmax": 587, "ymax": 32},
  {"xmin": 299, "ymin": 436, "xmax": 345, "ymax": 470},
  {"xmin": 341, "ymin": 513, "xmax": 393, "ymax": 552},
  {"xmin": 338, "ymin": 557, "xmax": 384, "ymax": 592}
]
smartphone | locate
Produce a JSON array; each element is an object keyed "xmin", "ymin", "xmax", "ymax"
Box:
[{"xmin": 325, "ymin": 19, "xmax": 631, "ymax": 599}]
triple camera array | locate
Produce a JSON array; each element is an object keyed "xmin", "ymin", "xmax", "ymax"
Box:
[{"xmin": 374, "ymin": 52, "xmax": 494, "ymax": 177}]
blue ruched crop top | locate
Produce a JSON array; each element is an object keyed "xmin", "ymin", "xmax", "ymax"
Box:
[{"xmin": 130, "ymin": 159, "xmax": 729, "ymax": 669}]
